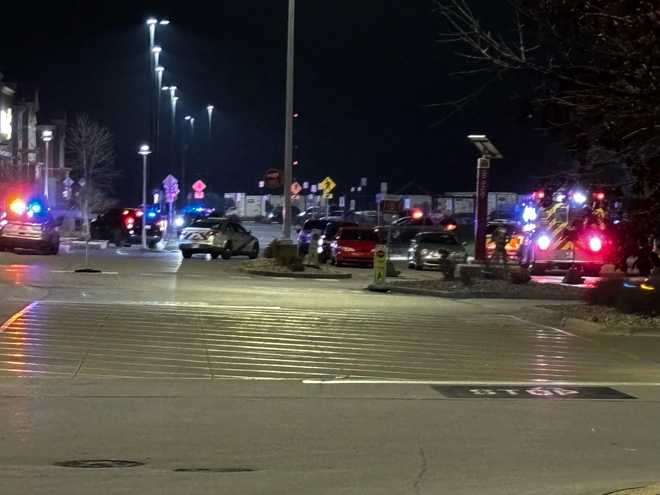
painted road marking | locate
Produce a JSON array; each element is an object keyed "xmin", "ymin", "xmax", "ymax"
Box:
[
  {"xmin": 433, "ymin": 385, "xmax": 635, "ymax": 400},
  {"xmin": 313, "ymin": 278, "xmax": 339, "ymax": 282},
  {"xmin": 302, "ymin": 379, "xmax": 660, "ymax": 387},
  {"xmin": 0, "ymin": 302, "xmax": 39, "ymax": 332}
]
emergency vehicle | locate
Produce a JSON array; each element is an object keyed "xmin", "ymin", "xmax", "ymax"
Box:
[
  {"xmin": 519, "ymin": 188, "xmax": 615, "ymax": 276},
  {"xmin": 0, "ymin": 194, "xmax": 60, "ymax": 255}
]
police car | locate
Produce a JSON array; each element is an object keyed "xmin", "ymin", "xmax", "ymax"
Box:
[
  {"xmin": 179, "ymin": 217, "xmax": 260, "ymax": 259},
  {"xmin": 0, "ymin": 197, "xmax": 60, "ymax": 255}
]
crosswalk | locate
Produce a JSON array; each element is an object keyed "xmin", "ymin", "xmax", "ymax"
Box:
[{"xmin": 0, "ymin": 300, "xmax": 656, "ymax": 382}]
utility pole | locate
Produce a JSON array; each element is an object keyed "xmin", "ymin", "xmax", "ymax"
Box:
[{"xmin": 282, "ymin": 0, "xmax": 295, "ymax": 240}]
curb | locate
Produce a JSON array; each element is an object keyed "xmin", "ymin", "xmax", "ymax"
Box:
[
  {"xmin": 66, "ymin": 240, "xmax": 108, "ymax": 250},
  {"xmin": 367, "ymin": 284, "xmax": 582, "ymax": 300},
  {"xmin": 560, "ymin": 315, "xmax": 660, "ymax": 337},
  {"xmin": 240, "ymin": 267, "xmax": 352, "ymax": 279}
]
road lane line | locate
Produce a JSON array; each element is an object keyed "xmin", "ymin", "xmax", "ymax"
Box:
[
  {"xmin": 0, "ymin": 302, "xmax": 39, "ymax": 332},
  {"xmin": 302, "ymin": 379, "xmax": 660, "ymax": 386}
]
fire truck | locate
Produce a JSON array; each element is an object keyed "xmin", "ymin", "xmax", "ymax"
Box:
[{"xmin": 519, "ymin": 187, "xmax": 617, "ymax": 276}]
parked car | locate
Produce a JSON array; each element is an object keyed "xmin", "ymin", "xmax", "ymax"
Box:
[
  {"xmin": 408, "ymin": 232, "xmax": 467, "ymax": 270},
  {"xmin": 179, "ymin": 217, "xmax": 259, "ymax": 259},
  {"xmin": 90, "ymin": 208, "xmax": 163, "ymax": 247},
  {"xmin": 296, "ymin": 206, "xmax": 322, "ymax": 225},
  {"xmin": 297, "ymin": 217, "xmax": 334, "ymax": 255},
  {"xmin": 330, "ymin": 226, "xmax": 380, "ymax": 267},
  {"xmin": 317, "ymin": 219, "xmax": 358, "ymax": 263},
  {"xmin": 0, "ymin": 213, "xmax": 60, "ymax": 255}
]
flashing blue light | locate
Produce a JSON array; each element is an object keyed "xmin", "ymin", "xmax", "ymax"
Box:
[
  {"xmin": 623, "ymin": 282, "xmax": 637, "ymax": 289},
  {"xmin": 27, "ymin": 200, "xmax": 44, "ymax": 214},
  {"xmin": 147, "ymin": 211, "xmax": 157, "ymax": 218}
]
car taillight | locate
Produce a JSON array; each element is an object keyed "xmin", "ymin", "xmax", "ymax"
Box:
[
  {"xmin": 444, "ymin": 223, "xmax": 457, "ymax": 231},
  {"xmin": 588, "ymin": 236, "xmax": 602, "ymax": 252},
  {"xmin": 125, "ymin": 216, "xmax": 134, "ymax": 227},
  {"xmin": 536, "ymin": 235, "xmax": 551, "ymax": 251}
]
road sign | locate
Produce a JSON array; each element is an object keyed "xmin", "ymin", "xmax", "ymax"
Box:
[
  {"xmin": 290, "ymin": 181, "xmax": 302, "ymax": 195},
  {"xmin": 264, "ymin": 168, "xmax": 282, "ymax": 189},
  {"xmin": 380, "ymin": 182, "xmax": 388, "ymax": 194},
  {"xmin": 323, "ymin": 192, "xmax": 333, "ymax": 199},
  {"xmin": 63, "ymin": 176, "xmax": 74, "ymax": 188},
  {"xmin": 360, "ymin": 177, "xmax": 367, "ymax": 187},
  {"xmin": 258, "ymin": 180, "xmax": 265, "ymax": 188},
  {"xmin": 310, "ymin": 184, "xmax": 317, "ymax": 193},
  {"xmin": 192, "ymin": 179, "xmax": 206, "ymax": 200},
  {"xmin": 319, "ymin": 176, "xmax": 336, "ymax": 193},
  {"xmin": 303, "ymin": 181, "xmax": 309, "ymax": 189},
  {"xmin": 381, "ymin": 198, "xmax": 400, "ymax": 214},
  {"xmin": 78, "ymin": 178, "xmax": 86, "ymax": 187},
  {"xmin": 432, "ymin": 386, "xmax": 634, "ymax": 400},
  {"xmin": 162, "ymin": 175, "xmax": 180, "ymax": 203},
  {"xmin": 373, "ymin": 245, "xmax": 387, "ymax": 284},
  {"xmin": 339, "ymin": 196, "xmax": 345, "ymax": 208}
]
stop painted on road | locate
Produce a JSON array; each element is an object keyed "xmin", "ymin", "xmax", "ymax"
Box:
[{"xmin": 433, "ymin": 385, "xmax": 635, "ymax": 399}]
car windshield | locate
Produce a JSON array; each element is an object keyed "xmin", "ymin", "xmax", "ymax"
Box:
[
  {"xmin": 302, "ymin": 220, "xmax": 328, "ymax": 231},
  {"xmin": 339, "ymin": 229, "xmax": 379, "ymax": 241},
  {"xmin": 417, "ymin": 233, "xmax": 458, "ymax": 244},
  {"xmin": 191, "ymin": 219, "xmax": 223, "ymax": 229}
]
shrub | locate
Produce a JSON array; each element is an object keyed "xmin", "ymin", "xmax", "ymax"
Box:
[{"xmin": 585, "ymin": 279, "xmax": 624, "ymax": 306}]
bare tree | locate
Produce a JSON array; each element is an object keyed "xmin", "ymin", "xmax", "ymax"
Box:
[
  {"xmin": 67, "ymin": 114, "xmax": 117, "ymax": 237},
  {"xmin": 435, "ymin": 0, "xmax": 660, "ymax": 201}
]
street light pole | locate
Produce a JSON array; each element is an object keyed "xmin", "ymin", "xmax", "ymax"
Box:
[
  {"xmin": 207, "ymin": 105, "xmax": 214, "ymax": 140},
  {"xmin": 467, "ymin": 134, "xmax": 503, "ymax": 262},
  {"xmin": 282, "ymin": 0, "xmax": 296, "ymax": 240},
  {"xmin": 41, "ymin": 129, "xmax": 53, "ymax": 200},
  {"xmin": 138, "ymin": 144, "xmax": 152, "ymax": 249}
]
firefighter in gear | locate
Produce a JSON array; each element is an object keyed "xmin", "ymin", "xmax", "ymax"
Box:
[{"xmin": 490, "ymin": 226, "xmax": 511, "ymax": 265}]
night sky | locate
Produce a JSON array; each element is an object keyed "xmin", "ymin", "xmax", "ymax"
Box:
[{"xmin": 3, "ymin": 0, "xmax": 559, "ymax": 204}]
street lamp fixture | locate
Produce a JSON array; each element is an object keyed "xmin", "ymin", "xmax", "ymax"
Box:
[
  {"xmin": 152, "ymin": 45, "xmax": 162, "ymax": 66},
  {"xmin": 41, "ymin": 129, "xmax": 54, "ymax": 200},
  {"xmin": 146, "ymin": 18, "xmax": 158, "ymax": 26},
  {"xmin": 155, "ymin": 66, "xmax": 164, "ymax": 90},
  {"xmin": 184, "ymin": 115, "xmax": 192, "ymax": 121},
  {"xmin": 467, "ymin": 134, "xmax": 503, "ymax": 159},
  {"xmin": 206, "ymin": 105, "xmax": 214, "ymax": 112},
  {"xmin": 159, "ymin": 19, "xmax": 170, "ymax": 25},
  {"xmin": 138, "ymin": 144, "xmax": 151, "ymax": 249}
]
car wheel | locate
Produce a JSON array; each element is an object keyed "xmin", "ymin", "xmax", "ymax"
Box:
[
  {"xmin": 221, "ymin": 243, "xmax": 233, "ymax": 260},
  {"xmin": 181, "ymin": 250, "xmax": 192, "ymax": 259},
  {"xmin": 211, "ymin": 252, "xmax": 220, "ymax": 260},
  {"xmin": 529, "ymin": 264, "xmax": 545, "ymax": 275},
  {"xmin": 249, "ymin": 242, "xmax": 259, "ymax": 259},
  {"xmin": 111, "ymin": 229, "xmax": 123, "ymax": 247},
  {"xmin": 414, "ymin": 257, "xmax": 423, "ymax": 270}
]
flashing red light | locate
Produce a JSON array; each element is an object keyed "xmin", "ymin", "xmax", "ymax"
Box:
[
  {"xmin": 533, "ymin": 190, "xmax": 545, "ymax": 200},
  {"xmin": 125, "ymin": 216, "xmax": 135, "ymax": 226},
  {"xmin": 588, "ymin": 236, "xmax": 603, "ymax": 252},
  {"xmin": 411, "ymin": 209, "xmax": 424, "ymax": 220},
  {"xmin": 595, "ymin": 192, "xmax": 605, "ymax": 201},
  {"xmin": 122, "ymin": 209, "xmax": 130, "ymax": 215},
  {"xmin": 9, "ymin": 199, "xmax": 26, "ymax": 215},
  {"xmin": 445, "ymin": 223, "xmax": 457, "ymax": 231},
  {"xmin": 136, "ymin": 210, "xmax": 144, "ymax": 217}
]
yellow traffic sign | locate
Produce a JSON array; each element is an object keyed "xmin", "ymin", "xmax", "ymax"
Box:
[
  {"xmin": 320, "ymin": 176, "xmax": 336, "ymax": 193},
  {"xmin": 373, "ymin": 245, "xmax": 387, "ymax": 284}
]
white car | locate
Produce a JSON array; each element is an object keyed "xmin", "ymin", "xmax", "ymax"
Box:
[{"xmin": 179, "ymin": 217, "xmax": 259, "ymax": 260}]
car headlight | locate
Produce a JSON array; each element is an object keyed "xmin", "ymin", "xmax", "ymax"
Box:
[
  {"xmin": 420, "ymin": 248, "xmax": 429, "ymax": 256},
  {"xmin": 174, "ymin": 216, "xmax": 185, "ymax": 227}
]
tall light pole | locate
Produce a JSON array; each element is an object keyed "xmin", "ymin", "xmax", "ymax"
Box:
[
  {"xmin": 467, "ymin": 134, "xmax": 503, "ymax": 262},
  {"xmin": 184, "ymin": 116, "xmax": 194, "ymax": 201},
  {"xmin": 282, "ymin": 0, "xmax": 296, "ymax": 240},
  {"xmin": 41, "ymin": 129, "xmax": 53, "ymax": 200},
  {"xmin": 206, "ymin": 105, "xmax": 214, "ymax": 140},
  {"xmin": 138, "ymin": 144, "xmax": 152, "ymax": 249}
]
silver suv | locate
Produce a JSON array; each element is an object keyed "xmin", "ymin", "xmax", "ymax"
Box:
[{"xmin": 179, "ymin": 217, "xmax": 259, "ymax": 260}]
